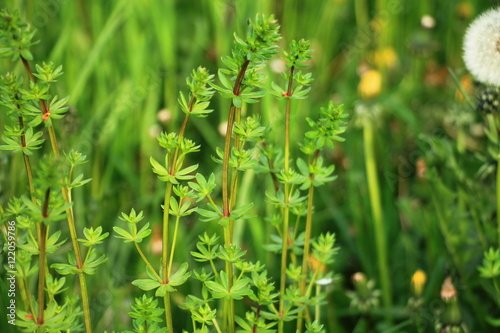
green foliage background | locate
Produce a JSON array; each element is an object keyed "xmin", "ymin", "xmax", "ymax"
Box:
[{"xmin": 1, "ymin": 0, "xmax": 498, "ymax": 331}]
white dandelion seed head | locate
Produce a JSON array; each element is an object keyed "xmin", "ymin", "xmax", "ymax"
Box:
[
  {"xmin": 463, "ymin": 8, "xmax": 500, "ymax": 86},
  {"xmin": 421, "ymin": 15, "xmax": 435, "ymax": 29}
]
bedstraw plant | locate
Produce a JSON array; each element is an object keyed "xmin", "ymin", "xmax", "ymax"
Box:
[
  {"xmin": 0, "ymin": 9, "xmax": 107, "ymax": 333},
  {"xmin": 113, "ymin": 13, "xmax": 347, "ymax": 333}
]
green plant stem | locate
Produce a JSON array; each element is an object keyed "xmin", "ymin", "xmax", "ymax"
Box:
[
  {"xmin": 212, "ymin": 317, "xmax": 223, "ymax": 333},
  {"xmin": 463, "ymin": 190, "xmax": 487, "ymax": 250},
  {"xmin": 431, "ymin": 192, "xmax": 462, "ymax": 274},
  {"xmin": 284, "ymin": 67, "xmax": 294, "ymax": 171},
  {"xmin": 159, "ymin": 103, "xmax": 194, "ymax": 333},
  {"xmin": 37, "ymin": 188, "xmax": 51, "ymax": 327},
  {"xmin": 278, "ymin": 188, "xmax": 291, "ymax": 333},
  {"xmin": 20, "ymin": 271, "xmax": 35, "ymax": 317},
  {"xmin": 220, "ymin": 60, "xmax": 250, "ymax": 333},
  {"xmin": 278, "ymin": 65, "xmax": 295, "ymax": 333},
  {"xmin": 222, "ymin": 104, "xmax": 237, "ymax": 219},
  {"xmin": 19, "ymin": 115, "xmax": 39, "ymax": 320},
  {"xmin": 261, "ymin": 140, "xmax": 280, "ymax": 192},
  {"xmin": 168, "ymin": 215, "xmax": 181, "ymax": 277},
  {"xmin": 18, "ymin": 116, "xmax": 35, "ymax": 196},
  {"xmin": 162, "ymin": 183, "xmax": 173, "ymax": 282},
  {"xmin": 363, "ymin": 121, "xmax": 392, "ymax": 314},
  {"xmin": 163, "ymin": 292, "xmax": 174, "ymax": 333},
  {"xmin": 37, "ymin": 222, "xmax": 47, "ymax": 326},
  {"xmin": 209, "ymin": 257, "xmax": 220, "ymax": 281},
  {"xmin": 296, "ymin": 185, "xmax": 315, "ymax": 332},
  {"xmin": 78, "ymin": 271, "xmax": 92, "ymax": 332},
  {"xmin": 354, "ymin": 0, "xmax": 369, "ymax": 29},
  {"xmin": 224, "ymin": 224, "xmax": 235, "ymax": 333},
  {"xmin": 161, "ymin": 182, "xmax": 174, "ymax": 333},
  {"xmin": 222, "ymin": 59, "xmax": 250, "ymax": 219},
  {"xmin": 21, "ymin": 56, "xmax": 60, "ymax": 155},
  {"xmin": 315, "ymin": 284, "xmax": 321, "ymax": 322},
  {"xmin": 134, "ymin": 242, "xmax": 161, "ymax": 281},
  {"xmin": 297, "ymin": 150, "xmax": 320, "ymax": 331},
  {"xmin": 62, "ymin": 186, "xmax": 92, "ymax": 333},
  {"xmin": 21, "ymin": 54, "xmax": 92, "ymax": 332},
  {"xmin": 497, "ymin": 158, "xmax": 500, "ymax": 247}
]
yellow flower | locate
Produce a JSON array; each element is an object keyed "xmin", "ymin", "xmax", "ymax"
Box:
[
  {"xmin": 411, "ymin": 269, "xmax": 427, "ymax": 297},
  {"xmin": 358, "ymin": 70, "xmax": 382, "ymax": 99},
  {"xmin": 309, "ymin": 254, "xmax": 326, "ymax": 273},
  {"xmin": 373, "ymin": 47, "xmax": 398, "ymax": 69}
]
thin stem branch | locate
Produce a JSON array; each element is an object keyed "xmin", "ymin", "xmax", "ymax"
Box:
[
  {"xmin": 18, "ymin": 116, "xmax": 35, "ymax": 196},
  {"xmin": 223, "ymin": 104, "xmax": 237, "ymax": 218},
  {"xmin": 135, "ymin": 243, "xmax": 161, "ymax": 281},
  {"xmin": 37, "ymin": 188, "xmax": 50, "ymax": 325},
  {"xmin": 296, "ymin": 148, "xmax": 319, "ymax": 332},
  {"xmin": 278, "ymin": 65, "xmax": 295, "ymax": 333},
  {"xmin": 161, "ymin": 182, "xmax": 174, "ymax": 332},
  {"xmin": 163, "ymin": 293, "xmax": 174, "ymax": 332},
  {"xmin": 260, "ymin": 140, "xmax": 280, "ymax": 192},
  {"xmin": 222, "ymin": 60, "xmax": 250, "ymax": 219},
  {"xmin": 284, "ymin": 67, "xmax": 294, "ymax": 171},
  {"xmin": 168, "ymin": 215, "xmax": 181, "ymax": 277},
  {"xmin": 21, "ymin": 54, "xmax": 92, "ymax": 332},
  {"xmin": 497, "ymin": 157, "xmax": 500, "ymax": 247},
  {"xmin": 162, "ymin": 183, "xmax": 173, "ymax": 283},
  {"xmin": 220, "ymin": 60, "xmax": 250, "ymax": 333},
  {"xmin": 363, "ymin": 121, "xmax": 392, "ymax": 313},
  {"xmin": 296, "ymin": 185, "xmax": 315, "ymax": 332}
]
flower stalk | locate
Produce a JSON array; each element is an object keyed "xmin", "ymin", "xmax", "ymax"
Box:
[{"xmin": 363, "ymin": 120, "xmax": 392, "ymax": 313}]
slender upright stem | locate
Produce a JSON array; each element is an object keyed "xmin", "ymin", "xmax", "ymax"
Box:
[
  {"xmin": 222, "ymin": 60, "xmax": 250, "ymax": 219},
  {"xmin": 19, "ymin": 115, "xmax": 40, "ymax": 320},
  {"xmin": 315, "ymin": 284, "xmax": 321, "ymax": 322},
  {"xmin": 160, "ymin": 100, "xmax": 194, "ymax": 333},
  {"xmin": 497, "ymin": 158, "xmax": 500, "ymax": 247},
  {"xmin": 163, "ymin": 293, "xmax": 174, "ymax": 332},
  {"xmin": 21, "ymin": 55, "xmax": 92, "ymax": 333},
  {"xmin": 278, "ymin": 66, "xmax": 295, "ymax": 333},
  {"xmin": 162, "ymin": 183, "xmax": 174, "ymax": 333},
  {"xmin": 223, "ymin": 104, "xmax": 237, "ymax": 219},
  {"xmin": 220, "ymin": 60, "xmax": 250, "ymax": 333},
  {"xmin": 363, "ymin": 121, "xmax": 392, "ymax": 314},
  {"xmin": 37, "ymin": 189, "xmax": 51, "ymax": 325},
  {"xmin": 78, "ymin": 271, "xmax": 93, "ymax": 332},
  {"xmin": 283, "ymin": 67, "xmax": 294, "ymax": 171},
  {"xmin": 224, "ymin": 226, "xmax": 235, "ymax": 333},
  {"xmin": 278, "ymin": 194, "xmax": 290, "ymax": 333},
  {"xmin": 37, "ymin": 222, "xmax": 47, "ymax": 325},
  {"xmin": 168, "ymin": 215, "xmax": 181, "ymax": 277},
  {"xmin": 18, "ymin": 116, "xmax": 35, "ymax": 196},
  {"xmin": 296, "ymin": 185, "xmax": 315, "ymax": 331},
  {"xmin": 135, "ymin": 243, "xmax": 161, "ymax": 281},
  {"xmin": 21, "ymin": 57, "xmax": 35, "ymax": 82},
  {"xmin": 261, "ymin": 140, "xmax": 280, "ymax": 192},
  {"xmin": 162, "ymin": 183, "xmax": 173, "ymax": 282}
]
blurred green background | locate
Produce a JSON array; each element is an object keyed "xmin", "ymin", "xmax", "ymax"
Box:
[{"xmin": 1, "ymin": 0, "xmax": 499, "ymax": 331}]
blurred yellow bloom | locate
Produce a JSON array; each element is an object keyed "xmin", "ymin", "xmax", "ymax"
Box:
[
  {"xmin": 455, "ymin": 75, "xmax": 472, "ymax": 102},
  {"xmin": 352, "ymin": 272, "xmax": 366, "ymax": 284},
  {"xmin": 309, "ymin": 254, "xmax": 326, "ymax": 273},
  {"xmin": 358, "ymin": 70, "xmax": 382, "ymax": 99},
  {"xmin": 411, "ymin": 269, "xmax": 427, "ymax": 297},
  {"xmin": 456, "ymin": 2, "xmax": 474, "ymax": 20},
  {"xmin": 374, "ymin": 47, "xmax": 398, "ymax": 69}
]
